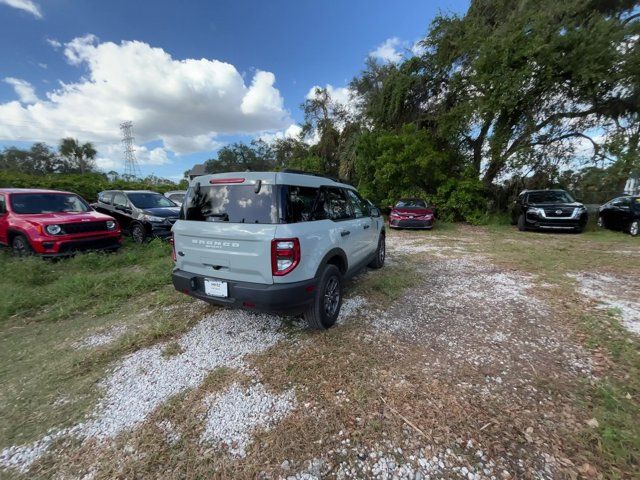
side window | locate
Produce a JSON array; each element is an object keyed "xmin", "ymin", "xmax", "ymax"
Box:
[
  {"xmin": 619, "ymin": 197, "xmax": 632, "ymax": 207},
  {"xmin": 323, "ymin": 187, "xmax": 353, "ymax": 221},
  {"xmin": 98, "ymin": 191, "xmax": 113, "ymax": 204},
  {"xmin": 113, "ymin": 193, "xmax": 128, "ymax": 207},
  {"xmin": 286, "ymin": 186, "xmax": 321, "ymax": 223},
  {"xmin": 344, "ymin": 189, "xmax": 370, "ymax": 218},
  {"xmin": 0, "ymin": 195, "xmax": 6, "ymax": 214}
]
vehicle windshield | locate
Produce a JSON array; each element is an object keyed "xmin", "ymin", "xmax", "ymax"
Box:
[
  {"xmin": 182, "ymin": 184, "xmax": 278, "ymax": 223},
  {"xmin": 527, "ymin": 191, "xmax": 574, "ymax": 204},
  {"xmin": 10, "ymin": 193, "xmax": 90, "ymax": 214},
  {"xmin": 395, "ymin": 199, "xmax": 427, "ymax": 208},
  {"xmin": 169, "ymin": 193, "xmax": 185, "ymax": 203},
  {"xmin": 128, "ymin": 193, "xmax": 177, "ymax": 209}
]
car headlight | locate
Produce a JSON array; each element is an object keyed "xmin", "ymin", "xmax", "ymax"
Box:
[
  {"xmin": 106, "ymin": 220, "xmax": 117, "ymax": 230},
  {"xmin": 46, "ymin": 224, "xmax": 63, "ymax": 235},
  {"xmin": 529, "ymin": 207, "xmax": 545, "ymax": 216},
  {"xmin": 143, "ymin": 215, "xmax": 165, "ymax": 223}
]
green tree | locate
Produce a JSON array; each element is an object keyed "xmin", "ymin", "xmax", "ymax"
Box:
[{"xmin": 58, "ymin": 138, "xmax": 97, "ymax": 174}]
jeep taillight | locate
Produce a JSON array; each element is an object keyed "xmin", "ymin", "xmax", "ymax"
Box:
[
  {"xmin": 271, "ymin": 238, "xmax": 300, "ymax": 276},
  {"xmin": 169, "ymin": 235, "xmax": 176, "ymax": 262}
]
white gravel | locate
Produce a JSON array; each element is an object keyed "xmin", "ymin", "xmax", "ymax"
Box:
[
  {"xmin": 0, "ymin": 308, "xmax": 287, "ymax": 472},
  {"xmin": 569, "ymin": 272, "xmax": 640, "ymax": 335},
  {"xmin": 74, "ymin": 324, "xmax": 128, "ymax": 349},
  {"xmin": 201, "ymin": 382, "xmax": 295, "ymax": 457}
]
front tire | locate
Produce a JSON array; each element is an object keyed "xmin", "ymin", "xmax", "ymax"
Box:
[
  {"xmin": 368, "ymin": 235, "xmax": 385, "ymax": 269},
  {"xmin": 304, "ymin": 264, "xmax": 343, "ymax": 330},
  {"xmin": 517, "ymin": 214, "xmax": 526, "ymax": 232},
  {"xmin": 12, "ymin": 235, "xmax": 33, "ymax": 257},
  {"xmin": 131, "ymin": 223, "xmax": 147, "ymax": 244},
  {"xmin": 630, "ymin": 220, "xmax": 639, "ymax": 237}
]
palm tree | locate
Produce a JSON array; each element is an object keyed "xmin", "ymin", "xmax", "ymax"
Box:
[{"xmin": 59, "ymin": 138, "xmax": 97, "ymax": 174}]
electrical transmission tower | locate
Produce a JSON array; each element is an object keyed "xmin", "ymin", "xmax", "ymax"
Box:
[{"xmin": 120, "ymin": 121, "xmax": 141, "ymax": 178}]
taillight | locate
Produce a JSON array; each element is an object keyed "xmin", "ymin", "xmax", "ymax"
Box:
[
  {"xmin": 209, "ymin": 177, "xmax": 245, "ymax": 184},
  {"xmin": 271, "ymin": 238, "xmax": 300, "ymax": 276},
  {"xmin": 169, "ymin": 235, "xmax": 176, "ymax": 262}
]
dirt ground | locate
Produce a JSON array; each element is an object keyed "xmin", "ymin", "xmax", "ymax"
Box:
[{"xmin": 1, "ymin": 225, "xmax": 639, "ymax": 479}]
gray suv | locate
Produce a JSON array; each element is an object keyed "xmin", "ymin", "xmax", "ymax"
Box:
[{"xmin": 171, "ymin": 171, "xmax": 385, "ymax": 329}]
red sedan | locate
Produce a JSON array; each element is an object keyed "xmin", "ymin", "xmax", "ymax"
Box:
[
  {"xmin": 0, "ymin": 188, "xmax": 122, "ymax": 257},
  {"xmin": 389, "ymin": 198, "xmax": 435, "ymax": 229}
]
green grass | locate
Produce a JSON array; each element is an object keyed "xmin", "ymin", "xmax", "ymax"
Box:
[
  {"xmin": 0, "ymin": 239, "xmax": 198, "ymax": 451},
  {"xmin": 0, "ymin": 239, "xmax": 174, "ymax": 323}
]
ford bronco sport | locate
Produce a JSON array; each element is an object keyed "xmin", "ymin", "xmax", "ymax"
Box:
[{"xmin": 171, "ymin": 171, "xmax": 385, "ymax": 329}]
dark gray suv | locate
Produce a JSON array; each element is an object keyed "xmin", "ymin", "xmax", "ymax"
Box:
[{"xmin": 93, "ymin": 190, "xmax": 180, "ymax": 243}]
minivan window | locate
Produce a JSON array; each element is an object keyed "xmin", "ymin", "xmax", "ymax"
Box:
[
  {"xmin": 10, "ymin": 193, "xmax": 89, "ymax": 214},
  {"xmin": 183, "ymin": 184, "xmax": 278, "ymax": 224}
]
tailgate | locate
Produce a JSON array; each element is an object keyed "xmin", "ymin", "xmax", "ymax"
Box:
[{"xmin": 172, "ymin": 220, "xmax": 276, "ymax": 284}]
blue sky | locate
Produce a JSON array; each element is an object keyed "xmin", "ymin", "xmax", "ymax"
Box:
[{"xmin": 0, "ymin": 0, "xmax": 469, "ymax": 180}]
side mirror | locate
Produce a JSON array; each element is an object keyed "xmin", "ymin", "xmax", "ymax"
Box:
[{"xmin": 370, "ymin": 207, "xmax": 381, "ymax": 218}]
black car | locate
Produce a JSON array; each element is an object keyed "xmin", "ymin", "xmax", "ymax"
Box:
[
  {"xmin": 511, "ymin": 189, "xmax": 588, "ymax": 233},
  {"xmin": 93, "ymin": 190, "xmax": 180, "ymax": 243},
  {"xmin": 598, "ymin": 195, "xmax": 640, "ymax": 237}
]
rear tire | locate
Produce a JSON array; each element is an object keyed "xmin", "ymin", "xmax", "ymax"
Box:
[
  {"xmin": 517, "ymin": 214, "xmax": 526, "ymax": 232},
  {"xmin": 630, "ymin": 220, "xmax": 639, "ymax": 237},
  {"xmin": 367, "ymin": 235, "xmax": 385, "ymax": 269},
  {"xmin": 304, "ymin": 264, "xmax": 342, "ymax": 330},
  {"xmin": 12, "ymin": 235, "xmax": 33, "ymax": 257},
  {"xmin": 131, "ymin": 223, "xmax": 146, "ymax": 244}
]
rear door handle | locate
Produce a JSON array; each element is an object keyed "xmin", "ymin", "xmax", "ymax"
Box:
[
  {"xmin": 363, "ymin": 224, "xmax": 370, "ymax": 230},
  {"xmin": 341, "ymin": 230, "xmax": 350, "ymax": 237}
]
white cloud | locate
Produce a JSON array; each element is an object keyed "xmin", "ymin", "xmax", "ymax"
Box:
[
  {"xmin": 0, "ymin": 35, "xmax": 291, "ymax": 161},
  {"xmin": 0, "ymin": 0, "xmax": 42, "ymax": 19},
  {"xmin": 94, "ymin": 143, "xmax": 172, "ymax": 172},
  {"xmin": 259, "ymin": 124, "xmax": 303, "ymax": 143},
  {"xmin": 4, "ymin": 77, "xmax": 38, "ymax": 104},
  {"xmin": 369, "ymin": 37, "xmax": 404, "ymax": 63},
  {"xmin": 46, "ymin": 38, "xmax": 62, "ymax": 49}
]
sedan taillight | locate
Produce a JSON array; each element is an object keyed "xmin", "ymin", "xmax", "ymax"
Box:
[{"xmin": 271, "ymin": 238, "xmax": 300, "ymax": 276}]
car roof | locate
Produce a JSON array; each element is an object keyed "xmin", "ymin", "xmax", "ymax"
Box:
[
  {"xmin": 0, "ymin": 188, "xmax": 75, "ymax": 195},
  {"xmin": 191, "ymin": 171, "xmax": 355, "ymax": 190}
]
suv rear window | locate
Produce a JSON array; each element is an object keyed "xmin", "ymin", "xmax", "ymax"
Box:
[{"xmin": 182, "ymin": 184, "xmax": 278, "ymax": 224}]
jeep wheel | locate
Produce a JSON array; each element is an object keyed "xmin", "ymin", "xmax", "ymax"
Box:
[
  {"xmin": 517, "ymin": 214, "xmax": 526, "ymax": 232},
  {"xmin": 368, "ymin": 234, "xmax": 385, "ymax": 269},
  {"xmin": 304, "ymin": 264, "xmax": 342, "ymax": 330},
  {"xmin": 131, "ymin": 223, "xmax": 146, "ymax": 244},
  {"xmin": 630, "ymin": 220, "xmax": 639, "ymax": 237},
  {"xmin": 12, "ymin": 235, "xmax": 33, "ymax": 257}
]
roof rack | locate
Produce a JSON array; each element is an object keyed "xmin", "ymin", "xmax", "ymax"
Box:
[{"xmin": 280, "ymin": 169, "xmax": 353, "ymax": 186}]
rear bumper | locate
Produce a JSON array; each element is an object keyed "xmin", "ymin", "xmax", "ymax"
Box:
[
  {"xmin": 172, "ymin": 269, "xmax": 316, "ymax": 314},
  {"xmin": 389, "ymin": 218, "xmax": 433, "ymax": 229}
]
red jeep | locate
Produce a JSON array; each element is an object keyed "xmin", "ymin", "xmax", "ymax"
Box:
[{"xmin": 0, "ymin": 188, "xmax": 122, "ymax": 257}]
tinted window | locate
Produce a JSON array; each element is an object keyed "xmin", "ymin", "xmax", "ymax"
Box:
[
  {"xmin": 168, "ymin": 193, "xmax": 185, "ymax": 204},
  {"xmin": 395, "ymin": 199, "xmax": 427, "ymax": 208},
  {"xmin": 128, "ymin": 193, "xmax": 176, "ymax": 209},
  {"xmin": 98, "ymin": 191, "xmax": 113, "ymax": 204},
  {"xmin": 284, "ymin": 186, "xmax": 321, "ymax": 223},
  {"xmin": 323, "ymin": 187, "xmax": 353, "ymax": 221},
  {"xmin": 183, "ymin": 184, "xmax": 278, "ymax": 224},
  {"xmin": 10, "ymin": 193, "xmax": 89, "ymax": 214},
  {"xmin": 527, "ymin": 191, "xmax": 574, "ymax": 204},
  {"xmin": 0, "ymin": 195, "xmax": 6, "ymax": 214},
  {"xmin": 113, "ymin": 193, "xmax": 128, "ymax": 207},
  {"xmin": 345, "ymin": 189, "xmax": 370, "ymax": 218}
]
